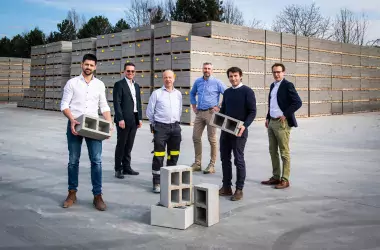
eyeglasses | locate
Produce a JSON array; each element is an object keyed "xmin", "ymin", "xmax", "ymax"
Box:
[
  {"xmin": 272, "ymin": 71, "xmax": 283, "ymax": 74},
  {"xmin": 126, "ymin": 70, "xmax": 135, "ymax": 73}
]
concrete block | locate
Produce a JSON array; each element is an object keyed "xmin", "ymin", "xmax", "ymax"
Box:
[
  {"xmin": 296, "ymin": 36, "xmax": 308, "ymax": 48},
  {"xmin": 178, "ymin": 88, "xmax": 191, "ymax": 105},
  {"xmin": 71, "ymin": 40, "xmax": 81, "ymax": 51},
  {"xmin": 247, "ymin": 74, "xmax": 265, "ymax": 89},
  {"xmin": 209, "ymin": 112, "xmax": 244, "ymax": 136},
  {"xmin": 31, "ymin": 45, "xmax": 46, "ymax": 56},
  {"xmin": 54, "ymin": 64, "xmax": 71, "ymax": 76},
  {"xmin": 332, "ymin": 66, "xmax": 342, "ymax": 77},
  {"xmin": 96, "ymin": 46, "xmax": 122, "ymax": 60},
  {"xmin": 284, "ymin": 62, "xmax": 296, "ymax": 74},
  {"xmin": 154, "ymin": 21, "xmax": 192, "ymax": 38},
  {"xmin": 31, "ymin": 55, "xmax": 46, "ymax": 66},
  {"xmin": 154, "ymin": 38, "xmax": 172, "ymax": 54},
  {"xmin": 361, "ymin": 79, "xmax": 380, "ymax": 89},
  {"xmin": 342, "ymin": 54, "xmax": 360, "ymax": 66},
  {"xmin": 0, "ymin": 87, "xmax": 8, "ymax": 93},
  {"xmin": 97, "ymin": 60, "xmax": 121, "ymax": 74},
  {"xmin": 246, "ymin": 28, "xmax": 265, "ymax": 43},
  {"xmin": 309, "ymin": 64, "xmax": 331, "ymax": 76},
  {"xmin": 45, "ymin": 76, "xmax": 54, "ymax": 87},
  {"xmin": 135, "ymin": 40, "xmax": 152, "ymax": 56},
  {"xmin": 266, "ymin": 30, "xmax": 281, "ymax": 44},
  {"xmin": 45, "ymin": 65, "xmax": 54, "ymax": 76},
  {"xmin": 342, "ymin": 66, "xmax": 361, "ymax": 77},
  {"xmin": 106, "ymin": 87, "xmax": 113, "ymax": 101},
  {"xmin": 8, "ymin": 79, "xmax": 23, "ymax": 86},
  {"xmin": 135, "ymin": 72, "xmax": 152, "ymax": 88},
  {"xmin": 121, "ymin": 43, "xmax": 136, "ymax": 58},
  {"xmin": 108, "ymin": 33, "xmax": 122, "ymax": 46},
  {"xmin": 310, "ymin": 90, "xmax": 332, "ymax": 102},
  {"xmin": 295, "ymin": 77, "xmax": 308, "ymax": 89},
  {"xmin": 134, "ymin": 25, "xmax": 154, "ymax": 40},
  {"xmin": 47, "ymin": 41, "xmax": 72, "ymax": 53},
  {"xmin": 53, "ymin": 53, "xmax": 71, "ymax": 65},
  {"xmin": 282, "ymin": 47, "xmax": 296, "ymax": 61},
  {"xmin": 140, "ymin": 88, "xmax": 151, "ymax": 103},
  {"xmin": 192, "ymin": 21, "xmax": 248, "ymax": 40},
  {"xmin": 70, "ymin": 64, "xmax": 82, "ymax": 76},
  {"xmin": 282, "ymin": 33, "xmax": 296, "ymax": 46},
  {"xmin": 121, "ymin": 29, "xmax": 136, "ymax": 43},
  {"xmin": 194, "ymin": 183, "xmax": 219, "ymax": 227},
  {"xmin": 296, "ymin": 49, "xmax": 309, "ymax": 62},
  {"xmin": 81, "ymin": 38, "xmax": 97, "ymax": 50},
  {"xmin": 309, "ymin": 38, "xmax": 341, "ymax": 51},
  {"xmin": 46, "ymin": 54, "xmax": 55, "ymax": 65},
  {"xmin": 181, "ymin": 106, "xmax": 196, "ymax": 124},
  {"xmin": 71, "ymin": 51, "xmax": 82, "ymax": 63},
  {"xmin": 97, "ymin": 74, "xmax": 121, "ymax": 88},
  {"xmin": 332, "ymin": 102, "xmax": 343, "ymax": 114},
  {"xmin": 310, "ymin": 103, "xmax": 332, "ymax": 115},
  {"xmin": 134, "ymin": 56, "xmax": 151, "ymax": 71},
  {"xmin": 309, "ymin": 77, "xmax": 331, "ymax": 89},
  {"xmin": 253, "ymin": 89, "xmax": 266, "ymax": 103},
  {"xmin": 150, "ymin": 204, "xmax": 194, "ymax": 230},
  {"xmin": 266, "ymin": 45, "xmax": 281, "ymax": 59},
  {"xmin": 248, "ymin": 59, "xmax": 265, "ymax": 73},
  {"xmin": 341, "ymin": 43, "xmax": 361, "ymax": 55},
  {"xmin": 154, "ymin": 55, "xmax": 172, "ymax": 71},
  {"xmin": 75, "ymin": 114, "xmax": 111, "ymax": 140},
  {"xmin": 96, "ymin": 34, "xmax": 109, "ymax": 47},
  {"xmin": 160, "ymin": 165, "xmax": 192, "ymax": 208}
]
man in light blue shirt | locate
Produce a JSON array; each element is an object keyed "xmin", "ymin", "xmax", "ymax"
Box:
[
  {"xmin": 146, "ymin": 70, "xmax": 182, "ymax": 193},
  {"xmin": 190, "ymin": 62, "xmax": 227, "ymax": 174}
]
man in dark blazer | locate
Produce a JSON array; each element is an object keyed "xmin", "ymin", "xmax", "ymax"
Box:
[
  {"xmin": 113, "ymin": 62, "xmax": 142, "ymax": 179},
  {"xmin": 261, "ymin": 63, "xmax": 302, "ymax": 189}
]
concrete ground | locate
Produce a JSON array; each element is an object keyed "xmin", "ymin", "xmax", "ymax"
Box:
[{"xmin": 0, "ymin": 103, "xmax": 379, "ymax": 250}]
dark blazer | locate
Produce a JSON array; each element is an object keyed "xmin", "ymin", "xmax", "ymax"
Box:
[
  {"xmin": 113, "ymin": 78, "xmax": 142, "ymax": 126},
  {"xmin": 266, "ymin": 78, "xmax": 302, "ymax": 127}
]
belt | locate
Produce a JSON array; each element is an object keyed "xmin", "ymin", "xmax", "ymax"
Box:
[
  {"xmin": 198, "ymin": 108, "xmax": 213, "ymax": 111},
  {"xmin": 270, "ymin": 117, "xmax": 281, "ymax": 120},
  {"xmin": 155, "ymin": 121, "xmax": 179, "ymax": 126}
]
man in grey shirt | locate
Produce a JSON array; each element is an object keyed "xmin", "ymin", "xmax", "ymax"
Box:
[{"xmin": 146, "ymin": 70, "xmax": 183, "ymax": 193}]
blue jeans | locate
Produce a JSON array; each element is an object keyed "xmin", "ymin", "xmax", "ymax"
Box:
[{"xmin": 66, "ymin": 121, "xmax": 103, "ymax": 195}]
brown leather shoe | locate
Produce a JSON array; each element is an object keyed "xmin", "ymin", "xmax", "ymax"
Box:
[
  {"xmin": 62, "ymin": 190, "xmax": 77, "ymax": 208},
  {"xmin": 261, "ymin": 177, "xmax": 281, "ymax": 185},
  {"xmin": 275, "ymin": 180, "xmax": 290, "ymax": 189},
  {"xmin": 93, "ymin": 194, "xmax": 107, "ymax": 211},
  {"xmin": 231, "ymin": 189, "xmax": 243, "ymax": 201},
  {"xmin": 219, "ymin": 186, "xmax": 233, "ymax": 196}
]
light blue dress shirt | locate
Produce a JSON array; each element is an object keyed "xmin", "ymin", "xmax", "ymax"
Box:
[
  {"xmin": 190, "ymin": 76, "xmax": 227, "ymax": 110},
  {"xmin": 146, "ymin": 86, "xmax": 182, "ymax": 124}
]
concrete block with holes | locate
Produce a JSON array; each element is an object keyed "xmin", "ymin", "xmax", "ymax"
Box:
[
  {"xmin": 160, "ymin": 165, "xmax": 193, "ymax": 208},
  {"xmin": 193, "ymin": 183, "xmax": 219, "ymax": 227},
  {"xmin": 209, "ymin": 112, "xmax": 244, "ymax": 136},
  {"xmin": 74, "ymin": 114, "xmax": 112, "ymax": 141},
  {"xmin": 150, "ymin": 203, "xmax": 194, "ymax": 230}
]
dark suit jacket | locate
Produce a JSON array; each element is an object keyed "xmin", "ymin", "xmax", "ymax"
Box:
[
  {"xmin": 113, "ymin": 78, "xmax": 142, "ymax": 126},
  {"xmin": 266, "ymin": 78, "xmax": 302, "ymax": 127}
]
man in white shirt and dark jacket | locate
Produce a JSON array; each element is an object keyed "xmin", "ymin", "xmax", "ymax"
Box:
[
  {"xmin": 261, "ymin": 63, "xmax": 302, "ymax": 189},
  {"xmin": 218, "ymin": 67, "xmax": 256, "ymax": 201},
  {"xmin": 113, "ymin": 62, "xmax": 142, "ymax": 179},
  {"xmin": 146, "ymin": 70, "xmax": 182, "ymax": 193},
  {"xmin": 60, "ymin": 54, "xmax": 112, "ymax": 211}
]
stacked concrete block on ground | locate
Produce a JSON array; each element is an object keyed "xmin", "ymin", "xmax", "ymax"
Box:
[
  {"xmin": 70, "ymin": 38, "xmax": 97, "ymax": 77},
  {"xmin": 194, "ymin": 183, "xmax": 219, "ymax": 227},
  {"xmin": 0, "ymin": 57, "xmax": 30, "ymax": 103}
]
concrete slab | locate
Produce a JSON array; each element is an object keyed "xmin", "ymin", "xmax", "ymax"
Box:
[
  {"xmin": 150, "ymin": 204, "xmax": 194, "ymax": 230},
  {"xmin": 154, "ymin": 21, "xmax": 192, "ymax": 38},
  {"xmin": 1, "ymin": 104, "xmax": 380, "ymax": 249}
]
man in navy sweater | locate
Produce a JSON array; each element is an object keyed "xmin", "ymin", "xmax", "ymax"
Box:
[{"xmin": 218, "ymin": 67, "xmax": 256, "ymax": 201}]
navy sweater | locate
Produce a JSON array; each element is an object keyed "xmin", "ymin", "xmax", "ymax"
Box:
[{"xmin": 220, "ymin": 85, "xmax": 257, "ymax": 128}]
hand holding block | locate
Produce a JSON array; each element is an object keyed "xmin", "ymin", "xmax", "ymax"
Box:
[
  {"xmin": 209, "ymin": 112, "xmax": 244, "ymax": 136},
  {"xmin": 74, "ymin": 114, "xmax": 111, "ymax": 141}
]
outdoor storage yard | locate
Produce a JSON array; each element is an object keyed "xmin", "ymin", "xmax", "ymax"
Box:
[{"xmin": 0, "ymin": 103, "xmax": 379, "ymax": 249}]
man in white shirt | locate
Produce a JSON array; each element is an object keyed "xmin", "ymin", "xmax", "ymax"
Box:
[
  {"xmin": 60, "ymin": 53, "xmax": 112, "ymax": 211},
  {"xmin": 113, "ymin": 62, "xmax": 142, "ymax": 179},
  {"xmin": 146, "ymin": 70, "xmax": 182, "ymax": 193}
]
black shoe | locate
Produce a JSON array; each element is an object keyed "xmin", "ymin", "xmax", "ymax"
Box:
[
  {"xmin": 115, "ymin": 170, "xmax": 124, "ymax": 179},
  {"xmin": 123, "ymin": 167, "xmax": 139, "ymax": 175}
]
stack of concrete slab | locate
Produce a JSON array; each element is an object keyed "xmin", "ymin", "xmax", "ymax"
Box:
[
  {"xmin": 96, "ymin": 32, "xmax": 124, "ymax": 116},
  {"xmin": 19, "ymin": 45, "xmax": 47, "ymax": 109},
  {"xmin": 0, "ymin": 57, "xmax": 30, "ymax": 103},
  {"xmin": 44, "ymin": 41, "xmax": 72, "ymax": 111},
  {"xmin": 70, "ymin": 38, "xmax": 97, "ymax": 77},
  {"xmin": 121, "ymin": 25, "xmax": 155, "ymax": 120}
]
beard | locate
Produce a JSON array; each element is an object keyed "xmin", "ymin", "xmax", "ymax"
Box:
[{"xmin": 83, "ymin": 68, "xmax": 93, "ymax": 76}]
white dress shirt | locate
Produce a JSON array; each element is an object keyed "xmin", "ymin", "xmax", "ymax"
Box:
[
  {"xmin": 232, "ymin": 82, "xmax": 243, "ymax": 89},
  {"xmin": 125, "ymin": 77, "xmax": 137, "ymax": 113},
  {"xmin": 60, "ymin": 74, "xmax": 110, "ymax": 119},
  {"xmin": 269, "ymin": 80, "xmax": 284, "ymax": 118},
  {"xmin": 146, "ymin": 86, "xmax": 182, "ymax": 124}
]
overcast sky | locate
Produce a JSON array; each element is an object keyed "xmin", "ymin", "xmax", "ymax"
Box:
[{"xmin": 1, "ymin": 0, "xmax": 379, "ymax": 43}]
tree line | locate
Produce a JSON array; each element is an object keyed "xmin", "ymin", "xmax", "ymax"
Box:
[{"xmin": 0, "ymin": 0, "xmax": 379, "ymax": 59}]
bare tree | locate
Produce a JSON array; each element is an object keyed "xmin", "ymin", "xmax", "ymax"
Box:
[
  {"xmin": 272, "ymin": 2, "xmax": 331, "ymax": 38},
  {"xmin": 125, "ymin": 0, "xmax": 155, "ymax": 27},
  {"xmin": 222, "ymin": 0, "xmax": 244, "ymax": 25},
  {"xmin": 367, "ymin": 38, "xmax": 380, "ymax": 47},
  {"xmin": 67, "ymin": 8, "xmax": 86, "ymax": 33},
  {"xmin": 332, "ymin": 8, "xmax": 368, "ymax": 45},
  {"xmin": 248, "ymin": 18, "xmax": 265, "ymax": 29}
]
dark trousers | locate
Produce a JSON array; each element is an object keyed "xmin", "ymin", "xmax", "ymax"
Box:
[
  {"xmin": 220, "ymin": 130, "xmax": 248, "ymax": 190},
  {"xmin": 114, "ymin": 113, "xmax": 138, "ymax": 172},
  {"xmin": 152, "ymin": 122, "xmax": 182, "ymax": 185},
  {"xmin": 66, "ymin": 121, "xmax": 102, "ymax": 195}
]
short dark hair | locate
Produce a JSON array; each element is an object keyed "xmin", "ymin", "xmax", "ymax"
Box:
[
  {"xmin": 124, "ymin": 62, "xmax": 135, "ymax": 70},
  {"xmin": 82, "ymin": 53, "xmax": 97, "ymax": 64},
  {"xmin": 226, "ymin": 67, "xmax": 243, "ymax": 77},
  {"xmin": 272, "ymin": 63, "xmax": 285, "ymax": 72}
]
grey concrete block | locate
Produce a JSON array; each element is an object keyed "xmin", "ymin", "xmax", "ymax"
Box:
[
  {"xmin": 341, "ymin": 43, "xmax": 361, "ymax": 55},
  {"xmin": 192, "ymin": 21, "xmax": 248, "ymax": 40},
  {"xmin": 54, "ymin": 64, "xmax": 71, "ymax": 76},
  {"xmin": 96, "ymin": 34, "xmax": 109, "ymax": 47},
  {"xmin": 8, "ymin": 87, "xmax": 23, "ymax": 93},
  {"xmin": 310, "ymin": 103, "xmax": 332, "ymax": 115},
  {"xmin": 53, "ymin": 53, "xmax": 71, "ymax": 65},
  {"xmin": 30, "ymin": 66, "xmax": 45, "ymax": 77},
  {"xmin": 8, "ymin": 79, "xmax": 23, "ymax": 85},
  {"xmin": 45, "ymin": 76, "xmax": 54, "ymax": 87},
  {"xmin": 135, "ymin": 72, "xmax": 152, "ymax": 88},
  {"xmin": 135, "ymin": 40, "xmax": 152, "ymax": 56},
  {"xmin": 45, "ymin": 65, "xmax": 54, "ymax": 76},
  {"xmin": 72, "ymin": 40, "xmax": 81, "ymax": 51},
  {"xmin": 154, "ymin": 21, "xmax": 192, "ymax": 38},
  {"xmin": 121, "ymin": 43, "xmax": 136, "ymax": 58},
  {"xmin": 295, "ymin": 76, "xmax": 308, "ymax": 89},
  {"xmin": 154, "ymin": 55, "xmax": 172, "ymax": 71},
  {"xmin": 75, "ymin": 114, "xmax": 111, "ymax": 140},
  {"xmin": 342, "ymin": 54, "xmax": 361, "ymax": 66},
  {"xmin": 96, "ymin": 60, "xmax": 121, "ymax": 74},
  {"xmin": 106, "ymin": 87, "xmax": 113, "ymax": 101},
  {"xmin": 282, "ymin": 33, "xmax": 296, "ymax": 46},
  {"xmin": 177, "ymin": 88, "xmax": 190, "ymax": 105},
  {"xmin": 31, "ymin": 56, "xmax": 46, "ymax": 66},
  {"xmin": 282, "ymin": 47, "xmax": 296, "ymax": 61},
  {"xmin": 309, "ymin": 64, "xmax": 331, "ymax": 76},
  {"xmin": 246, "ymin": 28, "xmax": 265, "ymax": 43},
  {"xmin": 140, "ymin": 88, "xmax": 151, "ymax": 103},
  {"xmin": 134, "ymin": 25, "xmax": 154, "ymax": 40},
  {"xmin": 209, "ymin": 112, "xmax": 244, "ymax": 136},
  {"xmin": 309, "ymin": 38, "xmax": 341, "ymax": 51},
  {"xmin": 0, "ymin": 87, "xmax": 8, "ymax": 93},
  {"xmin": 332, "ymin": 66, "xmax": 342, "ymax": 77},
  {"xmin": 309, "ymin": 77, "xmax": 331, "ymax": 89},
  {"xmin": 248, "ymin": 59, "xmax": 265, "ymax": 72},
  {"xmin": 253, "ymin": 89, "xmax": 266, "ymax": 103},
  {"xmin": 45, "ymin": 54, "xmax": 55, "ymax": 65},
  {"xmin": 0, "ymin": 65, "xmax": 9, "ymax": 70},
  {"xmin": 121, "ymin": 29, "xmax": 136, "ymax": 43},
  {"xmin": 160, "ymin": 165, "xmax": 193, "ymax": 208},
  {"xmin": 296, "ymin": 49, "xmax": 309, "ymax": 62},
  {"xmin": 342, "ymin": 66, "xmax": 361, "ymax": 77},
  {"xmin": 31, "ymin": 45, "xmax": 46, "ymax": 56},
  {"xmin": 194, "ymin": 183, "xmax": 219, "ymax": 227},
  {"xmin": 296, "ymin": 36, "xmax": 308, "ymax": 48},
  {"xmin": 81, "ymin": 38, "xmax": 97, "ymax": 50},
  {"xmin": 266, "ymin": 45, "xmax": 281, "ymax": 59},
  {"xmin": 332, "ymin": 102, "xmax": 343, "ymax": 114},
  {"xmin": 134, "ymin": 56, "xmax": 151, "ymax": 71},
  {"xmin": 181, "ymin": 106, "xmax": 196, "ymax": 124},
  {"xmin": 247, "ymin": 74, "xmax": 264, "ymax": 89},
  {"xmin": 108, "ymin": 33, "xmax": 122, "ymax": 46},
  {"xmin": 310, "ymin": 90, "xmax": 332, "ymax": 102},
  {"xmin": 266, "ymin": 30, "xmax": 281, "ymax": 44},
  {"xmin": 361, "ymin": 79, "xmax": 380, "ymax": 89},
  {"xmin": 71, "ymin": 51, "xmax": 82, "ymax": 63},
  {"xmin": 150, "ymin": 204, "xmax": 194, "ymax": 230},
  {"xmin": 70, "ymin": 64, "xmax": 82, "ymax": 76},
  {"xmin": 154, "ymin": 37, "xmax": 172, "ymax": 54},
  {"xmin": 96, "ymin": 46, "xmax": 122, "ymax": 60}
]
